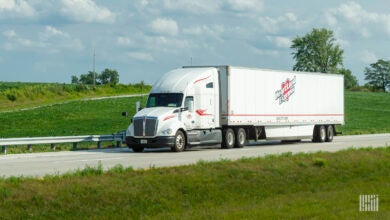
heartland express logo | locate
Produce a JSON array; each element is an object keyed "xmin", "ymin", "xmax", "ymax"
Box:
[{"xmin": 275, "ymin": 76, "xmax": 296, "ymax": 104}]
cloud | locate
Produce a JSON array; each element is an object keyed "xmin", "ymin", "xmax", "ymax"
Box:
[
  {"xmin": 149, "ymin": 18, "xmax": 179, "ymax": 36},
  {"xmin": 227, "ymin": 0, "xmax": 263, "ymax": 12},
  {"xmin": 60, "ymin": 0, "xmax": 115, "ymax": 23},
  {"xmin": 183, "ymin": 25, "xmax": 224, "ymax": 41},
  {"xmin": 259, "ymin": 12, "xmax": 304, "ymax": 33},
  {"xmin": 162, "ymin": 0, "xmax": 221, "ymax": 14},
  {"xmin": 116, "ymin": 37, "xmax": 134, "ymax": 47},
  {"xmin": 2, "ymin": 27, "xmax": 83, "ymax": 53},
  {"xmin": 273, "ymin": 36, "xmax": 291, "ymax": 48},
  {"xmin": 327, "ymin": 1, "xmax": 390, "ymax": 37},
  {"xmin": 360, "ymin": 50, "xmax": 378, "ymax": 64},
  {"xmin": 0, "ymin": 0, "xmax": 36, "ymax": 18},
  {"xmin": 127, "ymin": 52, "xmax": 154, "ymax": 62}
]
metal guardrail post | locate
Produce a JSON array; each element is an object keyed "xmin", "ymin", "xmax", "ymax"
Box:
[
  {"xmin": 51, "ymin": 144, "xmax": 56, "ymax": 150},
  {"xmin": 1, "ymin": 146, "xmax": 6, "ymax": 154},
  {"xmin": 97, "ymin": 141, "xmax": 102, "ymax": 149},
  {"xmin": 27, "ymin": 144, "xmax": 32, "ymax": 152},
  {"xmin": 116, "ymin": 141, "xmax": 121, "ymax": 148},
  {"xmin": 73, "ymin": 142, "xmax": 78, "ymax": 150}
]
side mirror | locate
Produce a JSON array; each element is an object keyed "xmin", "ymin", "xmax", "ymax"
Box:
[{"xmin": 188, "ymin": 100, "xmax": 194, "ymax": 112}]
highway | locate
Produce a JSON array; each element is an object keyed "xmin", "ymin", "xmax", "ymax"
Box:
[{"xmin": 0, "ymin": 134, "xmax": 389, "ymax": 178}]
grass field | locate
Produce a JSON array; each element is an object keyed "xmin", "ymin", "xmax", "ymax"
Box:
[
  {"xmin": 0, "ymin": 82, "xmax": 150, "ymax": 112},
  {"xmin": 339, "ymin": 91, "xmax": 390, "ymax": 134},
  {"xmin": 0, "ymin": 147, "xmax": 388, "ymax": 219}
]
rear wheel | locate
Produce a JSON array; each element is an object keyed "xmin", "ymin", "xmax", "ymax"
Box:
[
  {"xmin": 171, "ymin": 130, "xmax": 186, "ymax": 152},
  {"xmin": 222, "ymin": 128, "xmax": 235, "ymax": 149},
  {"xmin": 325, "ymin": 125, "xmax": 334, "ymax": 142},
  {"xmin": 234, "ymin": 128, "xmax": 246, "ymax": 148},
  {"xmin": 313, "ymin": 125, "xmax": 326, "ymax": 143}
]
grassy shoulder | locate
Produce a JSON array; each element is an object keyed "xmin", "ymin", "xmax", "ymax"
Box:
[{"xmin": 0, "ymin": 147, "xmax": 388, "ymax": 219}]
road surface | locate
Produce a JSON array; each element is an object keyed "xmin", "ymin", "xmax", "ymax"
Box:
[{"xmin": 0, "ymin": 134, "xmax": 389, "ymax": 178}]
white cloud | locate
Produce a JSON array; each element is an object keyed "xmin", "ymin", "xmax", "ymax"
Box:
[
  {"xmin": 150, "ymin": 18, "xmax": 179, "ymax": 36},
  {"xmin": 2, "ymin": 27, "xmax": 83, "ymax": 53},
  {"xmin": 273, "ymin": 36, "xmax": 291, "ymax": 48},
  {"xmin": 227, "ymin": 0, "xmax": 263, "ymax": 12},
  {"xmin": 360, "ymin": 50, "xmax": 378, "ymax": 64},
  {"xmin": 127, "ymin": 52, "xmax": 154, "ymax": 62},
  {"xmin": 327, "ymin": 1, "xmax": 390, "ymax": 37},
  {"xmin": 162, "ymin": 0, "xmax": 221, "ymax": 14},
  {"xmin": 60, "ymin": 0, "xmax": 115, "ymax": 23},
  {"xmin": 116, "ymin": 37, "xmax": 134, "ymax": 47},
  {"xmin": 183, "ymin": 25, "xmax": 224, "ymax": 41},
  {"xmin": 0, "ymin": 0, "xmax": 36, "ymax": 18},
  {"xmin": 259, "ymin": 12, "xmax": 304, "ymax": 33}
]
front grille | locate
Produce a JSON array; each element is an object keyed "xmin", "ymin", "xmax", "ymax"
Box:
[{"xmin": 133, "ymin": 117, "xmax": 158, "ymax": 137}]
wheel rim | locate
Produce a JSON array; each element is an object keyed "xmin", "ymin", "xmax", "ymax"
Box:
[
  {"xmin": 238, "ymin": 130, "xmax": 245, "ymax": 144},
  {"xmin": 320, "ymin": 126, "xmax": 326, "ymax": 141},
  {"xmin": 227, "ymin": 131, "xmax": 234, "ymax": 146},
  {"xmin": 176, "ymin": 133, "xmax": 184, "ymax": 150}
]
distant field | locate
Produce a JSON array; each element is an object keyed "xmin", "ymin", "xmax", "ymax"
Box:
[
  {"xmin": 0, "ymin": 147, "xmax": 388, "ymax": 219},
  {"xmin": 339, "ymin": 91, "xmax": 390, "ymax": 134},
  {"xmin": 0, "ymin": 81, "xmax": 151, "ymax": 112}
]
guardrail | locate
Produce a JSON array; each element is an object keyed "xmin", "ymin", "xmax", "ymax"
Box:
[{"xmin": 0, "ymin": 132, "xmax": 126, "ymax": 154}]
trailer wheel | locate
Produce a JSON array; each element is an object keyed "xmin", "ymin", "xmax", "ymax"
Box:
[
  {"xmin": 234, "ymin": 128, "xmax": 246, "ymax": 148},
  {"xmin": 131, "ymin": 146, "xmax": 144, "ymax": 153},
  {"xmin": 171, "ymin": 130, "xmax": 186, "ymax": 152},
  {"xmin": 222, "ymin": 128, "xmax": 235, "ymax": 149},
  {"xmin": 317, "ymin": 125, "xmax": 326, "ymax": 142},
  {"xmin": 325, "ymin": 125, "xmax": 334, "ymax": 142}
]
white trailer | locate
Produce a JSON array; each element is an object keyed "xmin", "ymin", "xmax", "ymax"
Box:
[{"xmin": 125, "ymin": 66, "xmax": 344, "ymax": 152}]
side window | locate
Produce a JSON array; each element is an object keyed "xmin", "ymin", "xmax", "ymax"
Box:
[
  {"xmin": 206, "ymin": 82, "xmax": 213, "ymax": 88},
  {"xmin": 184, "ymin": 96, "xmax": 194, "ymax": 108}
]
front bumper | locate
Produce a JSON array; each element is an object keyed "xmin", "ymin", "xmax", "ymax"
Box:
[{"xmin": 125, "ymin": 136, "xmax": 175, "ymax": 148}]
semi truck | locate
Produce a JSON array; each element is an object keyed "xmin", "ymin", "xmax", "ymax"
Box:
[{"xmin": 125, "ymin": 66, "xmax": 344, "ymax": 152}]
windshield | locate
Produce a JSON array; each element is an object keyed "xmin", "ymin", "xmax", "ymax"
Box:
[{"xmin": 146, "ymin": 93, "xmax": 184, "ymax": 108}]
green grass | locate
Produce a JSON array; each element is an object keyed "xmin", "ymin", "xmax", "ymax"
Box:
[
  {"xmin": 0, "ymin": 96, "xmax": 146, "ymax": 138},
  {"xmin": 0, "ymin": 147, "xmax": 388, "ymax": 219},
  {"xmin": 339, "ymin": 91, "xmax": 390, "ymax": 134},
  {"xmin": 0, "ymin": 82, "xmax": 151, "ymax": 112}
]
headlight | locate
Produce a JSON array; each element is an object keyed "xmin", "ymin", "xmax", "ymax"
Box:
[{"xmin": 162, "ymin": 128, "xmax": 173, "ymax": 135}]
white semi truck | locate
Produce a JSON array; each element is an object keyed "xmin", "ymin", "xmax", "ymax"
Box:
[{"xmin": 125, "ymin": 66, "xmax": 344, "ymax": 152}]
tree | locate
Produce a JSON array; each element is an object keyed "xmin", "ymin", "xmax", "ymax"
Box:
[
  {"xmin": 291, "ymin": 28, "xmax": 344, "ymax": 73},
  {"xmin": 79, "ymin": 71, "xmax": 97, "ymax": 85},
  {"xmin": 337, "ymin": 68, "xmax": 358, "ymax": 90},
  {"xmin": 99, "ymin": 68, "xmax": 119, "ymax": 85},
  {"xmin": 71, "ymin": 75, "xmax": 79, "ymax": 84},
  {"xmin": 364, "ymin": 59, "xmax": 390, "ymax": 92}
]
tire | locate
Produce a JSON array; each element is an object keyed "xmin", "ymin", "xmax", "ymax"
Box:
[
  {"xmin": 317, "ymin": 125, "xmax": 326, "ymax": 143},
  {"xmin": 131, "ymin": 146, "xmax": 144, "ymax": 153},
  {"xmin": 325, "ymin": 125, "xmax": 334, "ymax": 142},
  {"xmin": 171, "ymin": 130, "xmax": 186, "ymax": 152},
  {"xmin": 222, "ymin": 128, "xmax": 235, "ymax": 149},
  {"xmin": 234, "ymin": 128, "xmax": 246, "ymax": 148}
]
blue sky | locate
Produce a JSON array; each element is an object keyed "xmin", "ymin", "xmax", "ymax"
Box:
[{"xmin": 0, "ymin": 0, "xmax": 389, "ymax": 85}]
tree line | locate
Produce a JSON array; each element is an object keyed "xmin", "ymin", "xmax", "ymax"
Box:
[
  {"xmin": 291, "ymin": 28, "xmax": 389, "ymax": 92},
  {"xmin": 71, "ymin": 68, "xmax": 119, "ymax": 86}
]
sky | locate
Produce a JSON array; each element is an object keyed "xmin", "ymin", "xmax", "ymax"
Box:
[{"xmin": 0, "ymin": 0, "xmax": 389, "ymax": 85}]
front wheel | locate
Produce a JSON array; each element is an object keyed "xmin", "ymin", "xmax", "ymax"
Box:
[{"xmin": 171, "ymin": 130, "xmax": 186, "ymax": 152}]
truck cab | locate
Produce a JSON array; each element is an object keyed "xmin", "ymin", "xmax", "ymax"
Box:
[{"xmin": 125, "ymin": 67, "xmax": 222, "ymax": 152}]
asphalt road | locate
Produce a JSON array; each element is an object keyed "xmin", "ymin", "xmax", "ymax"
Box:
[{"xmin": 0, "ymin": 134, "xmax": 389, "ymax": 178}]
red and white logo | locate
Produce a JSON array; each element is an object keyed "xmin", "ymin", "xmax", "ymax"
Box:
[{"xmin": 275, "ymin": 76, "xmax": 296, "ymax": 104}]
